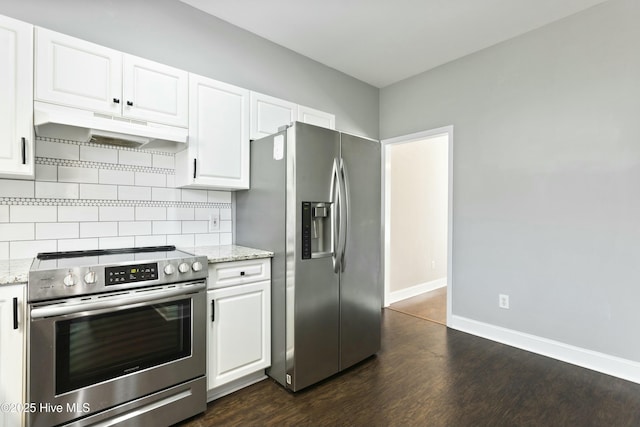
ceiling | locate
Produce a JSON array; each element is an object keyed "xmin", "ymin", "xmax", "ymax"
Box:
[{"xmin": 179, "ymin": 0, "xmax": 610, "ymax": 88}]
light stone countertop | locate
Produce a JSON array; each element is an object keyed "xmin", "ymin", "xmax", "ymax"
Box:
[
  {"xmin": 182, "ymin": 244, "xmax": 273, "ymax": 263},
  {"xmin": 0, "ymin": 258, "xmax": 33, "ymax": 286},
  {"xmin": 0, "ymin": 245, "xmax": 272, "ymax": 286}
]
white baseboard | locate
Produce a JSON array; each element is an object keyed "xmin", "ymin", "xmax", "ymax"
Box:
[
  {"xmin": 385, "ymin": 277, "xmax": 447, "ymax": 306},
  {"xmin": 450, "ymin": 315, "xmax": 640, "ymax": 385}
]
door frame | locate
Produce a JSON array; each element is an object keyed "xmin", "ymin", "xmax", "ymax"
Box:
[{"xmin": 381, "ymin": 125, "xmax": 453, "ymax": 326}]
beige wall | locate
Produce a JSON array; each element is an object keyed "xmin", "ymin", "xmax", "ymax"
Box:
[{"xmin": 389, "ymin": 134, "xmax": 448, "ymax": 293}]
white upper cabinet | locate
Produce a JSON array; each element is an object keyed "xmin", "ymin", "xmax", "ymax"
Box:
[
  {"xmin": 35, "ymin": 27, "xmax": 187, "ymax": 127},
  {"xmin": 249, "ymin": 92, "xmax": 297, "ymax": 140},
  {"xmin": 297, "ymin": 104, "xmax": 336, "ymax": 130},
  {"xmin": 0, "ymin": 15, "xmax": 34, "ymax": 180},
  {"xmin": 175, "ymin": 74, "xmax": 249, "ymax": 190},
  {"xmin": 122, "ymin": 54, "xmax": 188, "ymax": 127},
  {"xmin": 35, "ymin": 28, "xmax": 121, "ymax": 115}
]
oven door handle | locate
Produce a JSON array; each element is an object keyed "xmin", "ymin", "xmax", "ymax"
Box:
[{"xmin": 30, "ymin": 282, "xmax": 206, "ymax": 319}]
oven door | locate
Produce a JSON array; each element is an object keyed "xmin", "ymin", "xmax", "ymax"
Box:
[{"xmin": 28, "ymin": 281, "xmax": 206, "ymax": 427}]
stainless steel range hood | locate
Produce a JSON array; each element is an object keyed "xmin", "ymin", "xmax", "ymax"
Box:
[{"xmin": 34, "ymin": 102, "xmax": 189, "ymax": 152}]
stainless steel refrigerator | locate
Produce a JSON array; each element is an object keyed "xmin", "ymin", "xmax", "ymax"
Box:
[{"xmin": 236, "ymin": 121, "xmax": 382, "ymax": 391}]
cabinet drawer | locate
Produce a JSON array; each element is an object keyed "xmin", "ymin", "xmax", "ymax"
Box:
[{"xmin": 209, "ymin": 259, "xmax": 270, "ymax": 289}]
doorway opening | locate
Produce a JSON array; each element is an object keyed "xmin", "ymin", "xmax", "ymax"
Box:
[{"xmin": 382, "ymin": 126, "xmax": 453, "ymax": 326}]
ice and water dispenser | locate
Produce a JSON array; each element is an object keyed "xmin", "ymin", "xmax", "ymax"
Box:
[{"xmin": 302, "ymin": 201, "xmax": 332, "ymax": 259}]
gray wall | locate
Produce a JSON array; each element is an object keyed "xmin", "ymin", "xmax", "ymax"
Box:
[
  {"xmin": 381, "ymin": 0, "xmax": 640, "ymax": 361},
  {"xmin": 0, "ymin": 0, "xmax": 378, "ymax": 139}
]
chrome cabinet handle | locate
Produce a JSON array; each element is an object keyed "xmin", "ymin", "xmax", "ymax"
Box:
[{"xmin": 21, "ymin": 137, "xmax": 26, "ymax": 165}]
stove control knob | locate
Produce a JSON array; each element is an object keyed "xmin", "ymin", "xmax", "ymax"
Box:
[
  {"xmin": 63, "ymin": 273, "xmax": 77, "ymax": 287},
  {"xmin": 84, "ymin": 271, "xmax": 97, "ymax": 284},
  {"xmin": 192, "ymin": 261, "xmax": 203, "ymax": 272},
  {"xmin": 164, "ymin": 264, "xmax": 176, "ymax": 275},
  {"xmin": 178, "ymin": 262, "xmax": 190, "ymax": 274}
]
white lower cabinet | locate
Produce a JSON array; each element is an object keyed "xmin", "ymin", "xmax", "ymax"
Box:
[
  {"xmin": 0, "ymin": 284, "xmax": 26, "ymax": 427},
  {"xmin": 206, "ymin": 259, "xmax": 271, "ymax": 400}
]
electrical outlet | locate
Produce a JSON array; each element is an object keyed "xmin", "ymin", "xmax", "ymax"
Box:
[
  {"xmin": 208, "ymin": 212, "xmax": 220, "ymax": 232},
  {"xmin": 499, "ymin": 294, "xmax": 510, "ymax": 309}
]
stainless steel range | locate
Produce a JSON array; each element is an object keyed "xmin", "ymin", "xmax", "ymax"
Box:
[{"xmin": 27, "ymin": 246, "xmax": 208, "ymax": 427}]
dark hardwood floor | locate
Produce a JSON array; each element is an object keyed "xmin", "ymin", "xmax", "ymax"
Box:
[
  {"xmin": 177, "ymin": 309, "xmax": 640, "ymax": 426},
  {"xmin": 388, "ymin": 287, "xmax": 447, "ymax": 325}
]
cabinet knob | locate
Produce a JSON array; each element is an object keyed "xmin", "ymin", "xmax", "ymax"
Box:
[
  {"xmin": 126, "ymin": 101, "xmax": 134, "ymax": 106},
  {"xmin": 113, "ymin": 98, "xmax": 120, "ymax": 104}
]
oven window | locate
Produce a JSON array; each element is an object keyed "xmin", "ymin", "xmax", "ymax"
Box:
[{"xmin": 55, "ymin": 298, "xmax": 191, "ymax": 395}]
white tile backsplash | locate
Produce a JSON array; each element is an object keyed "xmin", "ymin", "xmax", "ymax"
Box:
[
  {"xmin": 220, "ymin": 207, "xmax": 232, "ymax": 220},
  {"xmin": 80, "ymin": 145, "xmax": 118, "ymax": 164},
  {"xmin": 1, "ymin": 137, "xmax": 234, "ymax": 259},
  {"xmin": 80, "ymin": 222, "xmax": 118, "ymax": 238},
  {"xmin": 152, "ymin": 187, "xmax": 181, "ymax": 202},
  {"xmin": 152, "ymin": 154, "xmax": 174, "ymax": 169},
  {"xmin": 58, "ymin": 238, "xmax": 100, "ymax": 252},
  {"xmin": 58, "ymin": 166, "xmax": 99, "ymax": 183},
  {"xmin": 0, "ymin": 242, "xmax": 8, "ymax": 259},
  {"xmin": 166, "ymin": 234, "xmax": 194, "ymax": 247},
  {"xmin": 79, "ymin": 184, "xmax": 118, "ymax": 200},
  {"xmin": 99, "ymin": 236, "xmax": 135, "ymax": 249},
  {"xmin": 208, "ymin": 190, "xmax": 232, "ymax": 204},
  {"xmin": 135, "ymin": 235, "xmax": 166, "ymax": 247},
  {"xmin": 100, "ymin": 169, "xmax": 135, "ymax": 185},
  {"xmin": 135, "ymin": 207, "xmax": 166, "ymax": 221},
  {"xmin": 182, "ymin": 189, "xmax": 208, "ymax": 203},
  {"xmin": 36, "ymin": 223, "xmax": 79, "ymax": 240},
  {"xmin": 0, "ymin": 179, "xmax": 34, "ymax": 197},
  {"xmin": 10, "ymin": 240, "xmax": 56, "ymax": 259},
  {"xmin": 100, "ymin": 207, "xmax": 135, "ymax": 221},
  {"xmin": 118, "ymin": 186, "xmax": 151, "ymax": 201},
  {"xmin": 0, "ymin": 223, "xmax": 34, "ymax": 241},
  {"xmin": 119, "ymin": 150, "xmax": 152, "ymax": 167},
  {"xmin": 36, "ymin": 140, "xmax": 79, "ymax": 160},
  {"xmin": 195, "ymin": 233, "xmax": 220, "ymax": 246},
  {"xmin": 153, "ymin": 221, "xmax": 181, "ymax": 235},
  {"xmin": 10, "ymin": 206, "xmax": 57, "ymax": 223},
  {"xmin": 35, "ymin": 164, "xmax": 57, "ymax": 181},
  {"xmin": 168, "ymin": 207, "xmax": 195, "ymax": 221},
  {"xmin": 119, "ymin": 221, "xmax": 152, "ymax": 236},
  {"xmin": 135, "ymin": 171, "xmax": 165, "ymax": 187},
  {"xmin": 58, "ymin": 206, "xmax": 99, "ymax": 222},
  {"xmin": 182, "ymin": 220, "xmax": 207, "ymax": 234},
  {"xmin": 36, "ymin": 182, "xmax": 79, "ymax": 199}
]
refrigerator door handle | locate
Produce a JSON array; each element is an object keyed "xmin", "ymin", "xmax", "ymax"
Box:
[
  {"xmin": 330, "ymin": 158, "xmax": 342, "ymax": 273},
  {"xmin": 339, "ymin": 158, "xmax": 349, "ymax": 272}
]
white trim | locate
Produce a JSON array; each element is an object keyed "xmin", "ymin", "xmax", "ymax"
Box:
[
  {"xmin": 450, "ymin": 315, "xmax": 640, "ymax": 384},
  {"xmin": 385, "ymin": 278, "xmax": 446, "ymax": 306},
  {"xmin": 381, "ymin": 125, "xmax": 453, "ymax": 327}
]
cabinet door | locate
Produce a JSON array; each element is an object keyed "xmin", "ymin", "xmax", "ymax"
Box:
[
  {"xmin": 250, "ymin": 92, "xmax": 297, "ymax": 140},
  {"xmin": 122, "ymin": 54, "xmax": 188, "ymax": 127},
  {"xmin": 297, "ymin": 104, "xmax": 336, "ymax": 130},
  {"xmin": 186, "ymin": 74, "xmax": 250, "ymax": 189},
  {"xmin": 35, "ymin": 27, "xmax": 121, "ymax": 115},
  {"xmin": 0, "ymin": 285, "xmax": 26, "ymax": 427},
  {"xmin": 207, "ymin": 281, "xmax": 270, "ymax": 389},
  {"xmin": 0, "ymin": 15, "xmax": 33, "ymax": 180}
]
